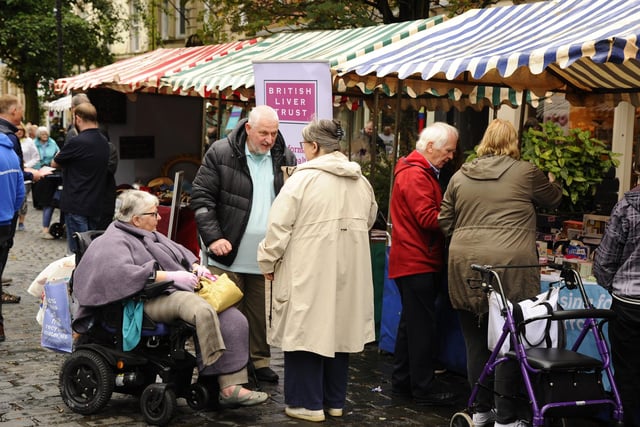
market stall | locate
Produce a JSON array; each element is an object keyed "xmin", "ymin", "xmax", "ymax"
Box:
[
  {"xmin": 336, "ymin": 0, "xmax": 640, "ymax": 195},
  {"xmin": 334, "ymin": 0, "xmax": 640, "ymax": 361}
]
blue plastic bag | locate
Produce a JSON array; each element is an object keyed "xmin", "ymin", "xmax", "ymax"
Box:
[{"xmin": 41, "ymin": 280, "xmax": 73, "ymax": 353}]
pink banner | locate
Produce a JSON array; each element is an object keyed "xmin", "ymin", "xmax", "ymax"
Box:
[
  {"xmin": 265, "ymin": 82, "xmax": 316, "ymax": 122},
  {"xmin": 254, "ymin": 61, "xmax": 332, "ymax": 164}
]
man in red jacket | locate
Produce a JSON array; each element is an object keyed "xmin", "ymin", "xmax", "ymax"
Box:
[{"xmin": 388, "ymin": 121, "xmax": 458, "ymax": 405}]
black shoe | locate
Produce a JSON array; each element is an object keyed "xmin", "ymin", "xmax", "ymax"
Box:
[
  {"xmin": 390, "ymin": 386, "xmax": 412, "ymax": 399},
  {"xmin": 1, "ymin": 292, "xmax": 20, "ymax": 304},
  {"xmin": 254, "ymin": 367, "xmax": 279, "ymax": 383},
  {"xmin": 0, "ymin": 324, "xmax": 5, "ymax": 342},
  {"xmin": 414, "ymin": 391, "xmax": 455, "ymax": 406}
]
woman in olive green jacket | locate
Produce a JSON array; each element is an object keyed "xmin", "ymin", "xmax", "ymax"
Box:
[{"xmin": 438, "ymin": 119, "xmax": 562, "ymax": 427}]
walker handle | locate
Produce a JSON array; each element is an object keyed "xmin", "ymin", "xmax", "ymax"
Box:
[{"xmin": 471, "ymin": 264, "xmax": 493, "ymax": 274}]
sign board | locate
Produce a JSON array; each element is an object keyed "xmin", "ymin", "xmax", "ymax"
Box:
[{"xmin": 253, "ymin": 61, "xmax": 333, "ymax": 164}]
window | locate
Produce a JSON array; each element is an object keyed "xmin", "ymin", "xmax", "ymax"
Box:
[
  {"xmin": 175, "ymin": 0, "xmax": 187, "ymax": 37},
  {"xmin": 129, "ymin": 1, "xmax": 141, "ymax": 52},
  {"xmin": 160, "ymin": 0, "xmax": 169, "ymax": 40}
]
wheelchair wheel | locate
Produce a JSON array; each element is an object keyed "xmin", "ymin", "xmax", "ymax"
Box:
[
  {"xmin": 186, "ymin": 383, "xmax": 209, "ymax": 410},
  {"xmin": 59, "ymin": 349, "xmax": 114, "ymax": 415},
  {"xmin": 450, "ymin": 411, "xmax": 473, "ymax": 427},
  {"xmin": 140, "ymin": 385, "xmax": 176, "ymax": 426}
]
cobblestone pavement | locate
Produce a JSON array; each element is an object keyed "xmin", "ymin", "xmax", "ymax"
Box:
[
  {"xmin": 0, "ymin": 206, "xmax": 469, "ymax": 427},
  {"xmin": 0, "ymin": 203, "xmax": 609, "ymax": 426}
]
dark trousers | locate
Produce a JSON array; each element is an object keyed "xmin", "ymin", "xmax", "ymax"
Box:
[
  {"xmin": 458, "ymin": 310, "xmax": 494, "ymax": 411},
  {"xmin": 610, "ymin": 298, "xmax": 640, "ymax": 427},
  {"xmin": 0, "ymin": 214, "xmax": 18, "ymax": 327},
  {"xmin": 391, "ymin": 272, "xmax": 441, "ymax": 399},
  {"xmin": 458, "ymin": 309, "xmax": 525, "ymax": 423},
  {"xmin": 64, "ymin": 213, "xmax": 100, "ymax": 255},
  {"xmin": 284, "ymin": 351, "xmax": 349, "ymax": 410}
]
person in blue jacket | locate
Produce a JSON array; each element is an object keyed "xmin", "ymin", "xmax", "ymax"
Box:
[{"xmin": 0, "ymin": 132, "xmax": 25, "ymax": 341}]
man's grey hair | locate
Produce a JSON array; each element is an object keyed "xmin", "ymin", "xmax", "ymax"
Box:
[
  {"xmin": 248, "ymin": 105, "xmax": 279, "ymax": 126},
  {"xmin": 71, "ymin": 93, "xmax": 90, "ymax": 109},
  {"xmin": 416, "ymin": 122, "xmax": 458, "ymax": 152}
]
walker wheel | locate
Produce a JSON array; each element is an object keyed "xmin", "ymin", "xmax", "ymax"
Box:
[
  {"xmin": 450, "ymin": 411, "xmax": 473, "ymax": 427},
  {"xmin": 49, "ymin": 222, "xmax": 65, "ymax": 239}
]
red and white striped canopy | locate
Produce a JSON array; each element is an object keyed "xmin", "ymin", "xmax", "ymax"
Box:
[{"xmin": 54, "ymin": 40, "xmax": 259, "ymax": 94}]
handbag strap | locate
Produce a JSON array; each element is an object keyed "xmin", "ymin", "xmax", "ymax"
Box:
[{"xmin": 515, "ymin": 301, "xmax": 554, "ymax": 347}]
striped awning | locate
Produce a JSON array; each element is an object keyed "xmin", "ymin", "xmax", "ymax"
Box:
[
  {"xmin": 54, "ymin": 40, "xmax": 259, "ymax": 94},
  {"xmin": 47, "ymin": 94, "xmax": 72, "ymax": 112},
  {"xmin": 336, "ymin": 0, "xmax": 640, "ymax": 108},
  {"xmin": 163, "ymin": 16, "xmax": 445, "ymax": 98}
]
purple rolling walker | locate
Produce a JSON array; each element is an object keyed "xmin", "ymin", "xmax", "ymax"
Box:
[{"xmin": 450, "ymin": 263, "xmax": 624, "ymax": 427}]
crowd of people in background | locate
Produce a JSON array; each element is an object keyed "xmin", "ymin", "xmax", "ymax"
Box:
[{"xmin": 2, "ymin": 94, "xmax": 638, "ymax": 427}]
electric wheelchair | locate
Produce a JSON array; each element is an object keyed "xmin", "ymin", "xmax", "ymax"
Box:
[{"xmin": 58, "ymin": 231, "xmax": 210, "ymax": 426}]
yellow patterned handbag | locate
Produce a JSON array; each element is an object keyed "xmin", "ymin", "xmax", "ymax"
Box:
[{"xmin": 195, "ymin": 273, "xmax": 243, "ymax": 312}]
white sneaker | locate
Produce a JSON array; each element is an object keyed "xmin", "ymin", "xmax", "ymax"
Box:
[
  {"xmin": 327, "ymin": 407, "xmax": 343, "ymax": 417},
  {"xmin": 285, "ymin": 406, "xmax": 325, "ymax": 422},
  {"xmin": 494, "ymin": 420, "xmax": 530, "ymax": 427},
  {"xmin": 473, "ymin": 409, "xmax": 496, "ymax": 425}
]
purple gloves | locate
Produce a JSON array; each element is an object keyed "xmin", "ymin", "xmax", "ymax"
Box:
[
  {"xmin": 164, "ymin": 271, "xmax": 198, "ymax": 291},
  {"xmin": 193, "ymin": 264, "xmax": 213, "ymax": 279}
]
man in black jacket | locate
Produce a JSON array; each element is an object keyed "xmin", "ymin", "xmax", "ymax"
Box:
[
  {"xmin": 52, "ymin": 102, "xmax": 109, "ymax": 255},
  {"xmin": 191, "ymin": 105, "xmax": 296, "ymax": 383}
]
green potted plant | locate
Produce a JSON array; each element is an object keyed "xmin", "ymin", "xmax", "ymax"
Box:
[
  {"xmin": 465, "ymin": 121, "xmax": 620, "ymax": 213},
  {"xmin": 520, "ymin": 121, "xmax": 620, "ymax": 213}
]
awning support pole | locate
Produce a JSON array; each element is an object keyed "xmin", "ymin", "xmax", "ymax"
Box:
[
  {"xmin": 387, "ymin": 79, "xmax": 403, "ymax": 239},
  {"xmin": 518, "ymin": 89, "xmax": 528, "ymax": 150},
  {"xmin": 371, "ymin": 89, "xmax": 380, "ymax": 180}
]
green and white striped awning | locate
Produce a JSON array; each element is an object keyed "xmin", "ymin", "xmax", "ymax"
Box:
[{"xmin": 162, "ymin": 16, "xmax": 445, "ymax": 98}]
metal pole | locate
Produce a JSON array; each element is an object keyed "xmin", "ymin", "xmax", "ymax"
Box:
[
  {"xmin": 387, "ymin": 79, "xmax": 403, "ymax": 238},
  {"xmin": 518, "ymin": 89, "xmax": 528, "ymax": 150},
  {"xmin": 370, "ymin": 89, "xmax": 379, "ymax": 179}
]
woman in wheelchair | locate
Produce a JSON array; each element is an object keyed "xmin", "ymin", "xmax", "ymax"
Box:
[{"xmin": 71, "ymin": 189, "xmax": 268, "ymax": 407}]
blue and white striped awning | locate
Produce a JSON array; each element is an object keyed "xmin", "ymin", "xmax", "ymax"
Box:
[{"xmin": 336, "ymin": 0, "xmax": 640, "ymax": 107}]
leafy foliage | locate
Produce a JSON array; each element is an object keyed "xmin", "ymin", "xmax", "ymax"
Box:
[
  {"xmin": 463, "ymin": 121, "xmax": 620, "ymax": 212},
  {"xmin": 521, "ymin": 122, "xmax": 620, "ymax": 212},
  {"xmin": 161, "ymin": 0, "xmax": 439, "ymax": 43},
  {"xmin": 0, "ymin": 0, "xmax": 123, "ymax": 122},
  {"xmin": 360, "ymin": 152, "xmax": 393, "ymax": 225},
  {"xmin": 444, "ymin": 0, "xmax": 530, "ymax": 16}
]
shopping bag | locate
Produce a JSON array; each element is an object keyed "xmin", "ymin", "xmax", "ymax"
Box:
[
  {"xmin": 195, "ymin": 273, "xmax": 243, "ymax": 312},
  {"xmin": 41, "ymin": 280, "xmax": 73, "ymax": 353},
  {"xmin": 28, "ymin": 255, "xmax": 75, "ymax": 299},
  {"xmin": 488, "ymin": 287, "xmax": 562, "ymax": 355}
]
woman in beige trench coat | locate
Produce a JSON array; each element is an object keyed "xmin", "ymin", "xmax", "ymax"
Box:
[
  {"xmin": 258, "ymin": 119, "xmax": 378, "ymax": 423},
  {"xmin": 438, "ymin": 119, "xmax": 562, "ymax": 427}
]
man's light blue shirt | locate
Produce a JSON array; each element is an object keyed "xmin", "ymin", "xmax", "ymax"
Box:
[{"xmin": 208, "ymin": 145, "xmax": 274, "ymax": 274}]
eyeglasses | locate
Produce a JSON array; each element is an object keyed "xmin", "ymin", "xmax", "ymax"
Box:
[
  {"xmin": 16, "ymin": 128, "xmax": 24, "ymax": 132},
  {"xmin": 299, "ymin": 140, "xmax": 313, "ymax": 149},
  {"xmin": 139, "ymin": 211, "xmax": 159, "ymax": 218}
]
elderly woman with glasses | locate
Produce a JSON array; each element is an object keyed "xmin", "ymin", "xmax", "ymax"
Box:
[
  {"xmin": 258, "ymin": 119, "xmax": 378, "ymax": 422},
  {"xmin": 72, "ymin": 189, "xmax": 268, "ymax": 408}
]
